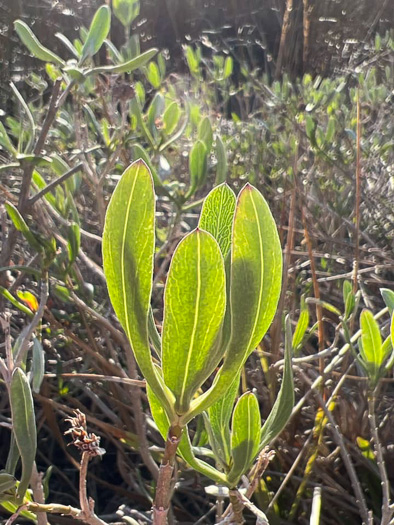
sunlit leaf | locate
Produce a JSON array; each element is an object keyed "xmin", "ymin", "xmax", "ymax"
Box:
[
  {"xmin": 162, "ymin": 229, "xmax": 226, "ymax": 414},
  {"xmin": 103, "ymin": 160, "xmax": 174, "ymax": 416},
  {"xmin": 81, "ymin": 5, "xmax": 111, "ymax": 61},
  {"xmin": 227, "ymin": 392, "xmax": 260, "ymax": 486}
]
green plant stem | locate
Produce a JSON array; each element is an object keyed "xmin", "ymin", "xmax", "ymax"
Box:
[
  {"xmin": 152, "ymin": 425, "xmax": 183, "ymax": 525},
  {"xmin": 367, "ymin": 386, "xmax": 393, "ymax": 525}
]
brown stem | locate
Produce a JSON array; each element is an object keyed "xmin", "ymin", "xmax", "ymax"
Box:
[
  {"xmin": 367, "ymin": 387, "xmax": 393, "ymax": 525},
  {"xmin": 275, "ymin": 0, "xmax": 293, "ymax": 79},
  {"xmin": 30, "ymin": 463, "xmax": 47, "ymax": 525},
  {"xmin": 301, "ymin": 207, "xmax": 325, "ymax": 377},
  {"xmin": 78, "ymin": 452, "xmax": 107, "ymax": 525},
  {"xmin": 228, "ymin": 490, "xmax": 245, "ymax": 524},
  {"xmin": 353, "ymin": 90, "xmax": 362, "ymax": 294},
  {"xmin": 302, "ymin": 0, "xmax": 313, "ymax": 73},
  {"xmin": 152, "ymin": 425, "xmax": 183, "ymax": 525}
]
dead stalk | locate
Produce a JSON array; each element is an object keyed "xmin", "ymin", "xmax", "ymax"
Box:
[{"xmin": 353, "ymin": 89, "xmax": 362, "ymax": 294}]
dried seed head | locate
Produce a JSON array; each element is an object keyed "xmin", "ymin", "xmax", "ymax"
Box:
[{"xmin": 65, "ymin": 409, "xmax": 105, "ymax": 457}]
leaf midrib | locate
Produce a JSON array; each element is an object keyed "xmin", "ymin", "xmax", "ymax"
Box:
[
  {"xmin": 121, "ymin": 166, "xmax": 140, "ymax": 342},
  {"xmin": 179, "ymin": 232, "xmax": 202, "ymax": 406}
]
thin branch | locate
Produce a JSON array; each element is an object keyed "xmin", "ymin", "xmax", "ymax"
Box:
[
  {"xmin": 368, "ymin": 387, "xmax": 393, "ymax": 525},
  {"xmin": 299, "ymin": 369, "xmax": 372, "ymax": 525},
  {"xmin": 29, "ymin": 163, "xmax": 83, "ymax": 206},
  {"xmin": 44, "ymin": 373, "xmax": 145, "ymax": 388}
]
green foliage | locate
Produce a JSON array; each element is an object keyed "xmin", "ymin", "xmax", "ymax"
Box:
[
  {"xmin": 81, "ymin": 5, "xmax": 111, "ymax": 62},
  {"xmin": 10, "ymin": 369, "xmax": 37, "ymax": 503},
  {"xmin": 1, "ymin": 4, "xmax": 393, "ymax": 522}
]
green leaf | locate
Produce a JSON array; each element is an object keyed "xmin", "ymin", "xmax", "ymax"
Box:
[
  {"xmin": 306, "ymin": 115, "xmax": 317, "ymax": 147},
  {"xmin": 385, "ymin": 315, "xmax": 394, "ymax": 372},
  {"xmin": 14, "ymin": 20, "xmax": 65, "ymax": 67},
  {"xmin": 260, "ymin": 315, "xmax": 294, "ymax": 449},
  {"xmin": 342, "ymin": 280, "xmax": 352, "ymax": 304},
  {"xmin": 199, "ymin": 183, "xmax": 236, "ymax": 258},
  {"xmin": 381, "ymin": 288, "xmax": 394, "ymax": 316},
  {"xmin": 325, "ymin": 116, "xmax": 336, "ymax": 144},
  {"xmin": 227, "ymin": 392, "xmax": 260, "ymax": 486},
  {"xmin": 81, "ymin": 5, "xmax": 111, "ymax": 62},
  {"xmin": 146, "ymin": 61, "xmax": 161, "ymax": 88},
  {"xmin": 198, "ymin": 117, "xmax": 213, "ymax": 153},
  {"xmin": 113, "ymin": 0, "xmax": 140, "ymax": 27},
  {"xmin": 31, "ymin": 338, "xmax": 45, "ymax": 394},
  {"xmin": 5, "ymin": 202, "xmax": 42, "ymax": 253},
  {"xmin": 229, "ymin": 184, "xmax": 282, "ymax": 357},
  {"xmin": 223, "ymin": 56, "xmax": 233, "ymax": 79},
  {"xmin": 0, "ymin": 287, "xmax": 34, "ymax": 317},
  {"xmin": 215, "ymin": 135, "xmax": 227, "ymax": 185},
  {"xmin": 89, "ymin": 48, "xmax": 157, "ymax": 75},
  {"xmin": 187, "ymin": 140, "xmax": 207, "ymax": 198},
  {"xmin": 184, "ymin": 45, "xmax": 200, "ymax": 77},
  {"xmin": 0, "ymin": 122, "xmax": 17, "ymax": 155},
  {"xmin": 163, "ymin": 102, "xmax": 181, "ymax": 136},
  {"xmin": 359, "ymin": 309, "xmax": 383, "ymax": 383},
  {"xmin": 206, "ymin": 374, "xmax": 239, "ymax": 467},
  {"xmin": 67, "ymin": 223, "xmax": 80, "ymax": 264},
  {"xmin": 183, "ymin": 183, "xmax": 282, "ymax": 423},
  {"xmin": 147, "ymin": 93, "xmax": 165, "ymax": 136},
  {"xmin": 130, "ymin": 144, "xmax": 164, "ymax": 191},
  {"xmin": 5, "ymin": 435, "xmax": 20, "ymax": 477},
  {"xmin": 102, "ymin": 160, "xmax": 174, "ymax": 416},
  {"xmin": 292, "ymin": 308, "xmax": 309, "ymax": 351},
  {"xmin": 10, "ymin": 368, "xmax": 37, "ymax": 503},
  {"xmin": 162, "ymin": 229, "xmax": 226, "ymax": 414},
  {"xmin": 0, "ymin": 472, "xmax": 16, "ymax": 494}
]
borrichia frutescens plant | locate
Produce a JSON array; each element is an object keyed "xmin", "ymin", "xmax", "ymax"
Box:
[{"xmin": 103, "ymin": 159, "xmax": 294, "ymax": 522}]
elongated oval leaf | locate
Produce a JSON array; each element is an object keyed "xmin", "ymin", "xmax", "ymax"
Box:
[
  {"xmin": 199, "ymin": 183, "xmax": 236, "ymax": 258},
  {"xmin": 113, "ymin": 0, "xmax": 140, "ymax": 27},
  {"xmin": 381, "ymin": 288, "xmax": 394, "ymax": 316},
  {"xmin": 162, "ymin": 229, "xmax": 226, "ymax": 414},
  {"xmin": 215, "ymin": 135, "xmax": 227, "ymax": 185},
  {"xmin": 31, "ymin": 337, "xmax": 45, "ymax": 393},
  {"xmin": 227, "ymin": 392, "xmax": 260, "ymax": 486},
  {"xmin": 14, "ymin": 20, "xmax": 65, "ymax": 67},
  {"xmin": 187, "ymin": 140, "xmax": 207, "ymax": 198},
  {"xmin": 360, "ymin": 309, "xmax": 383, "ymax": 367},
  {"xmin": 81, "ymin": 5, "xmax": 111, "ymax": 61},
  {"xmin": 260, "ymin": 316, "xmax": 294, "ymax": 449},
  {"xmin": 5, "ymin": 202, "xmax": 42, "ymax": 253},
  {"xmin": 102, "ymin": 160, "xmax": 174, "ymax": 415},
  {"xmin": 0, "ymin": 471, "xmax": 16, "ymax": 494},
  {"xmin": 198, "ymin": 117, "xmax": 213, "ymax": 153},
  {"xmin": 89, "ymin": 48, "xmax": 158, "ymax": 75},
  {"xmin": 292, "ymin": 308, "xmax": 309, "ymax": 351},
  {"xmin": 10, "ymin": 368, "xmax": 37, "ymax": 503},
  {"xmin": 225, "ymin": 183, "xmax": 282, "ymax": 367},
  {"xmin": 163, "ymin": 102, "xmax": 181, "ymax": 136},
  {"xmin": 182, "ymin": 183, "xmax": 282, "ymax": 423}
]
